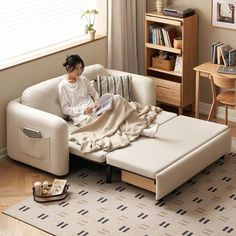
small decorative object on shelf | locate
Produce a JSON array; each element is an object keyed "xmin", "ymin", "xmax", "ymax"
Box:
[
  {"xmin": 32, "ymin": 179, "xmax": 69, "ymax": 203},
  {"xmin": 152, "ymin": 51, "xmax": 175, "ymax": 71},
  {"xmin": 81, "ymin": 9, "xmax": 99, "ymax": 41},
  {"xmin": 156, "ymin": 0, "xmax": 165, "ymax": 13},
  {"xmin": 163, "ymin": 6, "xmax": 194, "ymax": 18},
  {"xmin": 173, "ymin": 37, "xmax": 182, "ymax": 50}
]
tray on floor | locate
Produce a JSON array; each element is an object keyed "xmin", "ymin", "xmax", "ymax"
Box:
[{"xmin": 32, "ymin": 184, "xmax": 69, "ymax": 203}]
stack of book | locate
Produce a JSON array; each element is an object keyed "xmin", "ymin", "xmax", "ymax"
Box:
[
  {"xmin": 149, "ymin": 24, "xmax": 176, "ymax": 47},
  {"xmin": 210, "ymin": 42, "xmax": 236, "ymax": 66}
]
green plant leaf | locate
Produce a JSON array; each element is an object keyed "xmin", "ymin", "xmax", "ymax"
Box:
[{"xmin": 81, "ymin": 9, "xmax": 99, "ymax": 33}]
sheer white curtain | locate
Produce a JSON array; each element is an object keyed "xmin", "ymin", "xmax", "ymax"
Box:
[
  {"xmin": 108, "ymin": 0, "xmax": 146, "ymax": 74},
  {"xmin": 0, "ymin": 0, "xmax": 106, "ymax": 69}
]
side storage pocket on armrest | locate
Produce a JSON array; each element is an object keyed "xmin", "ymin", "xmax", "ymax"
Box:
[{"xmin": 17, "ymin": 128, "xmax": 50, "ymax": 163}]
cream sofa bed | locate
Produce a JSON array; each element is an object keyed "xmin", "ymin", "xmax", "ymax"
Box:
[{"xmin": 7, "ymin": 64, "xmax": 231, "ymax": 200}]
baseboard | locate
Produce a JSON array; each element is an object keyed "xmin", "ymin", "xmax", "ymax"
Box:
[
  {"xmin": 200, "ymin": 102, "xmax": 236, "ymax": 122},
  {"xmin": 0, "ymin": 147, "xmax": 7, "ymax": 159}
]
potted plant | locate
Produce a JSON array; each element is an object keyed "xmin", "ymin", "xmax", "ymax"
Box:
[{"xmin": 81, "ymin": 9, "xmax": 99, "ymax": 40}]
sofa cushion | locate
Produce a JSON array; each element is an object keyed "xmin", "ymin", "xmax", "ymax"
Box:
[
  {"xmin": 82, "ymin": 64, "xmax": 109, "ymax": 82},
  {"xmin": 155, "ymin": 110, "xmax": 177, "ymax": 125},
  {"xmin": 67, "ymin": 110, "xmax": 176, "ymax": 163},
  {"xmin": 106, "ymin": 115, "xmax": 229, "ymax": 179},
  {"xmin": 97, "ymin": 75, "xmax": 132, "ymax": 102},
  {"xmin": 69, "ymin": 141, "xmax": 107, "ymax": 163},
  {"xmin": 21, "ymin": 75, "xmax": 67, "ymax": 118}
]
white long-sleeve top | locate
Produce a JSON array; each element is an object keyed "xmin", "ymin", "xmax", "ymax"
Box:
[{"xmin": 58, "ymin": 75, "xmax": 99, "ymax": 125}]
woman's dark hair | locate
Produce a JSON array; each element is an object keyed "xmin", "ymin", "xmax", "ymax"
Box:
[{"xmin": 63, "ymin": 54, "xmax": 84, "ymax": 72}]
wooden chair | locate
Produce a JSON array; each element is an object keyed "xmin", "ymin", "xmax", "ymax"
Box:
[{"xmin": 208, "ymin": 73, "xmax": 236, "ymax": 125}]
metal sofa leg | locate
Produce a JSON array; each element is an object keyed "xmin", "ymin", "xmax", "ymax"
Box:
[{"xmin": 106, "ymin": 165, "xmax": 112, "ymax": 183}]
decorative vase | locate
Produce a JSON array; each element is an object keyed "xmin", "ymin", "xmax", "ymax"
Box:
[
  {"xmin": 156, "ymin": 0, "xmax": 165, "ymax": 13},
  {"xmin": 88, "ymin": 30, "xmax": 96, "ymax": 41}
]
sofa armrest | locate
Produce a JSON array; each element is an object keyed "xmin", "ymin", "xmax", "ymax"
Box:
[
  {"xmin": 107, "ymin": 69, "xmax": 156, "ymax": 106},
  {"xmin": 7, "ymin": 98, "xmax": 69, "ymax": 176}
]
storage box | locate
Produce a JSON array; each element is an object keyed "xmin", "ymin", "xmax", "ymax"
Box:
[{"xmin": 152, "ymin": 57, "xmax": 175, "ymax": 71}]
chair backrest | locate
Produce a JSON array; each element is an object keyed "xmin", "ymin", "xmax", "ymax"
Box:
[{"xmin": 210, "ymin": 73, "xmax": 236, "ymax": 89}]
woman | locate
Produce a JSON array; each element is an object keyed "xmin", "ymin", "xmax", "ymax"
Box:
[
  {"xmin": 58, "ymin": 54, "xmax": 99, "ymax": 126},
  {"xmin": 59, "ymin": 54, "xmax": 160, "ymax": 153}
]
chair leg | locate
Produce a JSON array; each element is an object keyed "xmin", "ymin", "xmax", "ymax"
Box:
[
  {"xmin": 208, "ymin": 101, "xmax": 216, "ymax": 121},
  {"xmin": 225, "ymin": 105, "xmax": 228, "ymax": 125},
  {"xmin": 208, "ymin": 76, "xmax": 217, "ymax": 121}
]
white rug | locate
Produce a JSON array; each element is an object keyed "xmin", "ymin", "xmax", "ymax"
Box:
[{"xmin": 3, "ymin": 145, "xmax": 236, "ymax": 236}]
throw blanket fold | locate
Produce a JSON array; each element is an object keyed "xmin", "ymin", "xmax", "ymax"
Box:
[{"xmin": 70, "ymin": 95, "xmax": 161, "ymax": 153}]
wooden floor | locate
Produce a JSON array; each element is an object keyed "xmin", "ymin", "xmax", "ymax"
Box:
[
  {"xmin": 0, "ymin": 155, "xmax": 83, "ymax": 236},
  {"xmin": 0, "ymin": 114, "xmax": 236, "ymax": 236}
]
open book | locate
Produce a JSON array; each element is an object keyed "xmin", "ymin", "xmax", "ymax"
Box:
[{"xmin": 93, "ymin": 93, "xmax": 113, "ymax": 116}]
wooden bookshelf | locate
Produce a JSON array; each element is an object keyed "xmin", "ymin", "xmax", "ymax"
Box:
[{"xmin": 145, "ymin": 12, "xmax": 198, "ymax": 114}]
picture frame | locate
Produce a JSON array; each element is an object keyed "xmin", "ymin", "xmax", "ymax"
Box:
[{"xmin": 211, "ymin": 0, "xmax": 236, "ymax": 30}]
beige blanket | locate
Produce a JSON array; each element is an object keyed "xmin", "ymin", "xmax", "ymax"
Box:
[{"xmin": 70, "ymin": 95, "xmax": 161, "ymax": 153}]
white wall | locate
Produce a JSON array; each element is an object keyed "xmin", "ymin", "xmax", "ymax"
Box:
[
  {"xmin": 147, "ymin": 0, "xmax": 236, "ymax": 104},
  {"xmin": 0, "ymin": 38, "xmax": 107, "ymax": 154}
]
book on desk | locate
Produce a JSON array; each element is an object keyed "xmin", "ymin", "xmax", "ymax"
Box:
[
  {"xmin": 217, "ymin": 65, "xmax": 236, "ymax": 75},
  {"xmin": 210, "ymin": 42, "xmax": 236, "ymax": 67},
  {"xmin": 229, "ymin": 49, "xmax": 236, "ymax": 66}
]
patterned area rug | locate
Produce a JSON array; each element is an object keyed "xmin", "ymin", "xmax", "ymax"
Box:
[{"xmin": 3, "ymin": 151, "xmax": 236, "ymax": 236}]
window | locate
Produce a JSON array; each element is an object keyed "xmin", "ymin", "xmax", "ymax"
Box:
[{"xmin": 0, "ymin": 0, "xmax": 107, "ymax": 70}]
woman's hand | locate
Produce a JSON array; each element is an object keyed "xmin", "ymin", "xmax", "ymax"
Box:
[
  {"xmin": 84, "ymin": 106, "xmax": 93, "ymax": 114},
  {"xmin": 94, "ymin": 99, "xmax": 101, "ymax": 109},
  {"xmin": 84, "ymin": 102, "xmax": 95, "ymax": 114}
]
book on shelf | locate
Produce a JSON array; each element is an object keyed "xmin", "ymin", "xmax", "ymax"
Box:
[
  {"xmin": 164, "ymin": 26, "xmax": 176, "ymax": 47},
  {"xmin": 150, "ymin": 24, "xmax": 162, "ymax": 45},
  {"xmin": 174, "ymin": 55, "xmax": 182, "ymax": 73},
  {"xmin": 161, "ymin": 28, "xmax": 169, "ymax": 47},
  {"xmin": 229, "ymin": 48, "xmax": 236, "ymax": 66},
  {"xmin": 158, "ymin": 28, "xmax": 165, "ymax": 45},
  {"xmin": 149, "ymin": 25, "xmax": 176, "ymax": 47},
  {"xmin": 149, "ymin": 24, "xmax": 157, "ymax": 44}
]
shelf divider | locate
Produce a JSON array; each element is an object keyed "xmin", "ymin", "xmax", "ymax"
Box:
[
  {"xmin": 146, "ymin": 43, "xmax": 181, "ymax": 54},
  {"xmin": 147, "ymin": 67, "xmax": 182, "ymax": 77}
]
